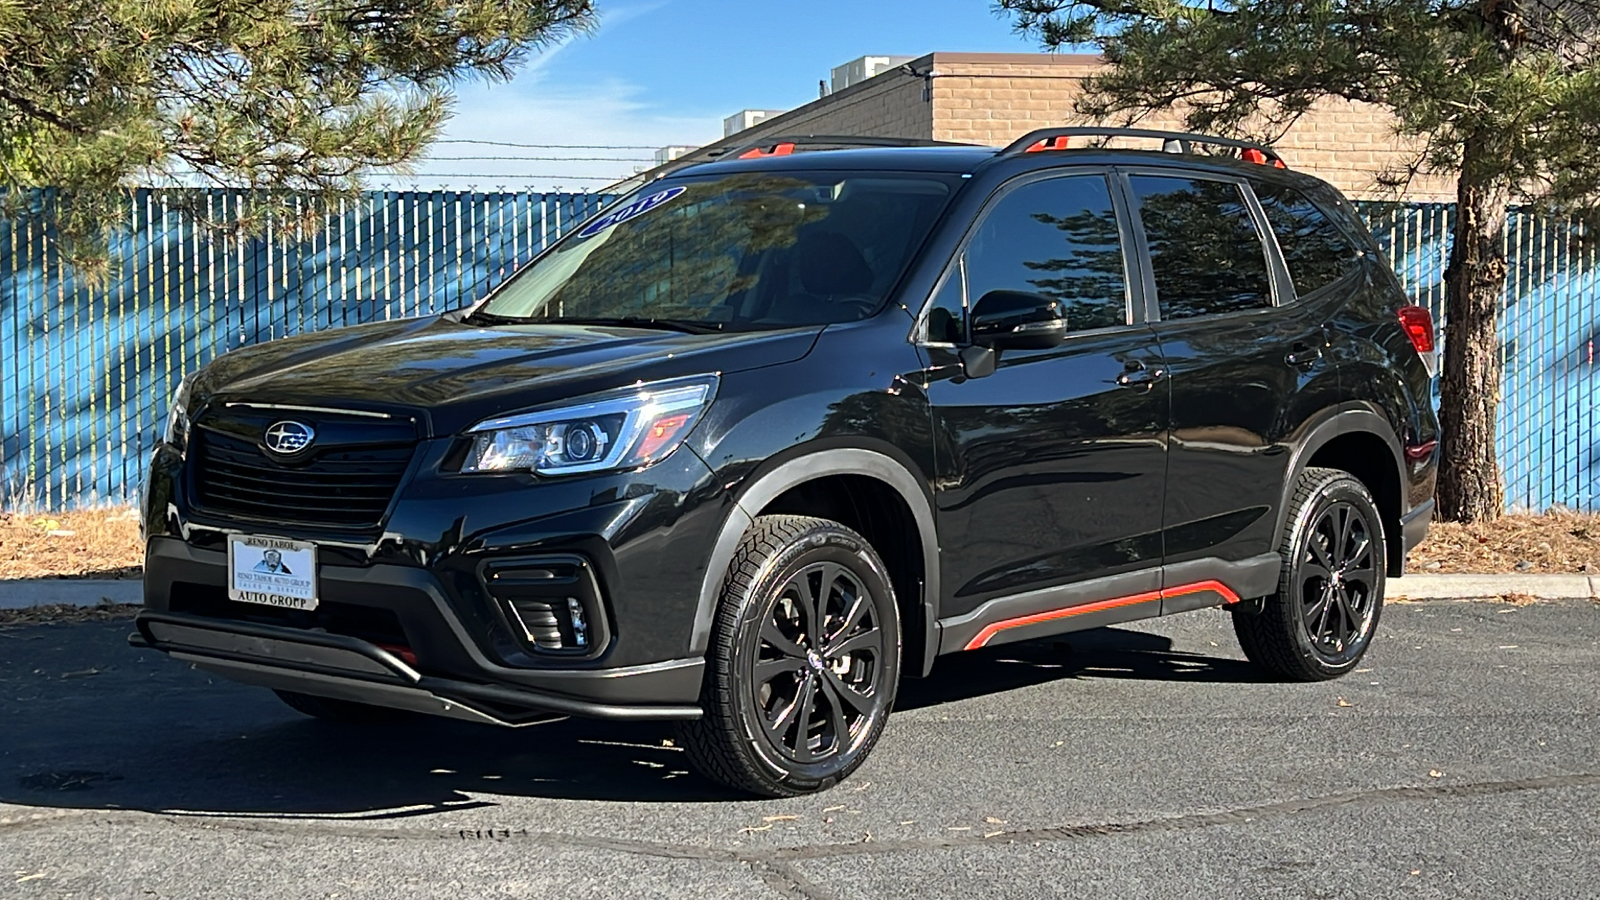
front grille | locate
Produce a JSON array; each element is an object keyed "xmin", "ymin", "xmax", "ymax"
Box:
[{"xmin": 191, "ymin": 429, "xmax": 413, "ymax": 528}]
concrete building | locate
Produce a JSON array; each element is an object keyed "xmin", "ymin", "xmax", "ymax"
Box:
[
  {"xmin": 671, "ymin": 53, "xmax": 1449, "ymax": 201},
  {"xmin": 829, "ymin": 55, "xmax": 917, "ymax": 94},
  {"xmin": 722, "ymin": 109, "xmax": 786, "ymax": 138},
  {"xmin": 653, "ymin": 145, "xmax": 698, "ymax": 166}
]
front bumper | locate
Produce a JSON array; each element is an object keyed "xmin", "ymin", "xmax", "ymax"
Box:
[
  {"xmin": 135, "ymin": 538, "xmax": 706, "ymax": 720},
  {"xmin": 138, "ymin": 431, "xmax": 730, "ymax": 722},
  {"xmin": 131, "ymin": 611, "xmax": 701, "ymax": 723}
]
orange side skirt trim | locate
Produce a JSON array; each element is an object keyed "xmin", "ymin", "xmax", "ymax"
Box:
[{"xmin": 963, "ymin": 579, "xmax": 1243, "ymax": 650}]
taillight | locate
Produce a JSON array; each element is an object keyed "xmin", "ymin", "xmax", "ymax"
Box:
[{"xmin": 1397, "ymin": 305, "xmax": 1434, "ymax": 354}]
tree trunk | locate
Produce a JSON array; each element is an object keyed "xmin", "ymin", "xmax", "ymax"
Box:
[{"xmin": 1436, "ymin": 135, "xmax": 1509, "ymax": 522}]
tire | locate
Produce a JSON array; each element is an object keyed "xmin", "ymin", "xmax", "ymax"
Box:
[
  {"xmin": 273, "ymin": 689, "xmax": 412, "ymax": 724},
  {"xmin": 1233, "ymin": 467, "xmax": 1386, "ymax": 681},
  {"xmin": 679, "ymin": 515, "xmax": 901, "ymax": 797}
]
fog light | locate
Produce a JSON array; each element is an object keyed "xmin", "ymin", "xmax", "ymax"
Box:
[
  {"xmin": 567, "ymin": 597, "xmax": 589, "ymax": 648},
  {"xmin": 484, "ymin": 555, "xmax": 608, "ymax": 655}
]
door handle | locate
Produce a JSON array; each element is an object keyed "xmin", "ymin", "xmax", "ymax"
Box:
[
  {"xmin": 1286, "ymin": 342, "xmax": 1324, "ymax": 367},
  {"xmin": 1115, "ymin": 360, "xmax": 1167, "ymax": 388}
]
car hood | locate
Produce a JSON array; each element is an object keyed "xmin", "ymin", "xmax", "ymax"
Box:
[{"xmin": 194, "ymin": 314, "xmax": 823, "ymax": 436}]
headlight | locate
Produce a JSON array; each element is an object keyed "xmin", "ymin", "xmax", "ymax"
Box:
[
  {"xmin": 163, "ymin": 373, "xmax": 196, "ymax": 450},
  {"xmin": 462, "ymin": 376, "xmax": 717, "ymax": 475}
]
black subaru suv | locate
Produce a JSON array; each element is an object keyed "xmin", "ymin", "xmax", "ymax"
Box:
[{"xmin": 135, "ymin": 128, "xmax": 1439, "ymax": 797}]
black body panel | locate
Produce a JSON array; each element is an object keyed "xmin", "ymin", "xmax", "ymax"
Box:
[
  {"xmin": 1150, "ymin": 299, "xmax": 1344, "ymax": 570},
  {"xmin": 925, "ymin": 329, "xmax": 1169, "ymax": 614}
]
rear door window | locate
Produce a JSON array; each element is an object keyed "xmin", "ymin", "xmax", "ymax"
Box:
[
  {"xmin": 1127, "ymin": 175, "xmax": 1274, "ymax": 320},
  {"xmin": 1252, "ymin": 181, "xmax": 1363, "ymax": 297}
]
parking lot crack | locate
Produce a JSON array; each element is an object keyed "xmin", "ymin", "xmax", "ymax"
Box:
[
  {"xmin": 768, "ymin": 771, "xmax": 1600, "ymax": 861},
  {"xmin": 746, "ymin": 860, "xmax": 836, "ymax": 900},
  {"xmin": 6, "ymin": 771, "xmax": 1595, "ymax": 870}
]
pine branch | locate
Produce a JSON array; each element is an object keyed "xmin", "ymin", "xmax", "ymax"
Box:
[{"xmin": 0, "ymin": 83, "xmax": 85, "ymax": 134}]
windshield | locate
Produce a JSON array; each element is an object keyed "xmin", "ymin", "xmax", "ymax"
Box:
[{"xmin": 471, "ymin": 171, "xmax": 957, "ymax": 331}]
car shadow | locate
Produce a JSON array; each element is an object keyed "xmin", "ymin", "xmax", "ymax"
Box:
[
  {"xmin": 898, "ymin": 625, "xmax": 1271, "ymax": 711},
  {"xmin": 0, "ymin": 619, "xmax": 1266, "ymax": 816}
]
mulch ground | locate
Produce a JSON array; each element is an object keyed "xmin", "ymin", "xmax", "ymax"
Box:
[
  {"xmin": 3, "ymin": 507, "xmax": 1600, "ymax": 582},
  {"xmin": 1405, "ymin": 510, "xmax": 1600, "ymax": 574},
  {"xmin": 0, "ymin": 509, "xmax": 143, "ymax": 581}
]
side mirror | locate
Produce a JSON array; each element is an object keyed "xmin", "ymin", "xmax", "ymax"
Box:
[{"xmin": 969, "ymin": 290, "xmax": 1066, "ymax": 351}]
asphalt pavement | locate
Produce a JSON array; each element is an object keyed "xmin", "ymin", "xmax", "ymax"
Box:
[{"xmin": 2, "ymin": 598, "xmax": 1598, "ymax": 899}]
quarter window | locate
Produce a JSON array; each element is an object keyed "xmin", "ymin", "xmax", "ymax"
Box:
[
  {"xmin": 1128, "ymin": 175, "xmax": 1273, "ymax": 320},
  {"xmin": 1253, "ymin": 181, "xmax": 1363, "ymax": 297},
  {"xmin": 959, "ymin": 175, "xmax": 1130, "ymax": 334},
  {"xmin": 926, "ymin": 263, "xmax": 966, "ymax": 344}
]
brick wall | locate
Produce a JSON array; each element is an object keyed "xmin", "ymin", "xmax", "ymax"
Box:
[
  {"xmin": 711, "ymin": 67, "xmax": 932, "ymax": 148},
  {"xmin": 703, "ymin": 52, "xmax": 1453, "ymax": 202},
  {"xmin": 928, "ymin": 53, "xmax": 1453, "ymax": 201}
]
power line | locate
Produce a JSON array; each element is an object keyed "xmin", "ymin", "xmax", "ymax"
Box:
[
  {"xmin": 384, "ymin": 173, "xmax": 628, "ymax": 181},
  {"xmin": 434, "ymin": 139, "xmax": 672, "ymax": 150},
  {"xmin": 159, "ymin": 169, "xmax": 631, "ymax": 182},
  {"xmin": 422, "ymin": 155, "xmax": 655, "ymax": 162}
]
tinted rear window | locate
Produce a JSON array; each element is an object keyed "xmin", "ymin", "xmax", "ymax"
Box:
[
  {"xmin": 1253, "ymin": 181, "xmax": 1362, "ymax": 297},
  {"xmin": 1127, "ymin": 175, "xmax": 1273, "ymax": 320}
]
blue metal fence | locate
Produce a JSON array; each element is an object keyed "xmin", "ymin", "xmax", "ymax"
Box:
[
  {"xmin": 0, "ymin": 189, "xmax": 612, "ymax": 509},
  {"xmin": 1361, "ymin": 202, "xmax": 1600, "ymax": 511},
  {"xmin": 1, "ymin": 191, "xmax": 1597, "ymax": 511}
]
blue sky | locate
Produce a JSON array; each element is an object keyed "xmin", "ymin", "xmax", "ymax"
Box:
[{"xmin": 404, "ymin": 0, "xmax": 1040, "ymax": 191}]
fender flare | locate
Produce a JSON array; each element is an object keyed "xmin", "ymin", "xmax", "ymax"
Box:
[
  {"xmin": 688, "ymin": 447, "xmax": 942, "ymax": 676},
  {"xmin": 1275, "ymin": 402, "xmax": 1406, "ymax": 557}
]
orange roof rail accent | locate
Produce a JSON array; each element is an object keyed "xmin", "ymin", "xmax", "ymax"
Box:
[
  {"xmin": 1240, "ymin": 148, "xmax": 1288, "ymax": 168},
  {"xmin": 998, "ymin": 127, "xmax": 1288, "ymax": 169},
  {"xmin": 738, "ymin": 142, "xmax": 796, "ymax": 159},
  {"xmin": 1025, "ymin": 136, "xmax": 1072, "ymax": 153}
]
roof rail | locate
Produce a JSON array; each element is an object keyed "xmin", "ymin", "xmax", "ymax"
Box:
[
  {"xmin": 998, "ymin": 127, "xmax": 1287, "ymax": 167},
  {"xmin": 712, "ymin": 134, "xmax": 975, "ymax": 161}
]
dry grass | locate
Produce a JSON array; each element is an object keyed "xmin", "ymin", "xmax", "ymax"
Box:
[
  {"xmin": 1406, "ymin": 509, "xmax": 1600, "ymax": 574},
  {"xmin": 0, "ymin": 509, "xmax": 143, "ymax": 581}
]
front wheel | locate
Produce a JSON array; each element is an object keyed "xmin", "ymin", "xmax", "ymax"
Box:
[
  {"xmin": 680, "ymin": 515, "xmax": 901, "ymax": 797},
  {"xmin": 1233, "ymin": 467, "xmax": 1386, "ymax": 681}
]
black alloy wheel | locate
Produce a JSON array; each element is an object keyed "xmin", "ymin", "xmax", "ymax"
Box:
[
  {"xmin": 1234, "ymin": 467, "xmax": 1386, "ymax": 681},
  {"xmin": 681, "ymin": 515, "xmax": 901, "ymax": 796},
  {"xmin": 753, "ymin": 560, "xmax": 887, "ymax": 764},
  {"xmin": 1297, "ymin": 499, "xmax": 1379, "ymax": 663}
]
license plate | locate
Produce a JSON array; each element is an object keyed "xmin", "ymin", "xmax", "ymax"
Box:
[{"xmin": 227, "ymin": 535, "xmax": 318, "ymax": 610}]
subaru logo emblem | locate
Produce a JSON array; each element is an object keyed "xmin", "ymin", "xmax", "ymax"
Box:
[{"xmin": 263, "ymin": 421, "xmax": 315, "ymax": 456}]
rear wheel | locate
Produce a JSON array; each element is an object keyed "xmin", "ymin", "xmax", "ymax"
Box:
[
  {"xmin": 274, "ymin": 689, "xmax": 411, "ymax": 724},
  {"xmin": 680, "ymin": 515, "xmax": 901, "ymax": 797},
  {"xmin": 1233, "ymin": 467, "xmax": 1386, "ymax": 681}
]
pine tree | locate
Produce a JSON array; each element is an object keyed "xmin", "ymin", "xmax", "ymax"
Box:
[
  {"xmin": 0, "ymin": 0, "xmax": 594, "ymax": 267},
  {"xmin": 998, "ymin": 0, "xmax": 1600, "ymax": 522}
]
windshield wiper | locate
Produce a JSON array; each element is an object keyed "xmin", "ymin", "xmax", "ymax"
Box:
[
  {"xmin": 462, "ymin": 310, "xmax": 525, "ymax": 327},
  {"xmin": 536, "ymin": 316, "xmax": 726, "ymax": 335}
]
